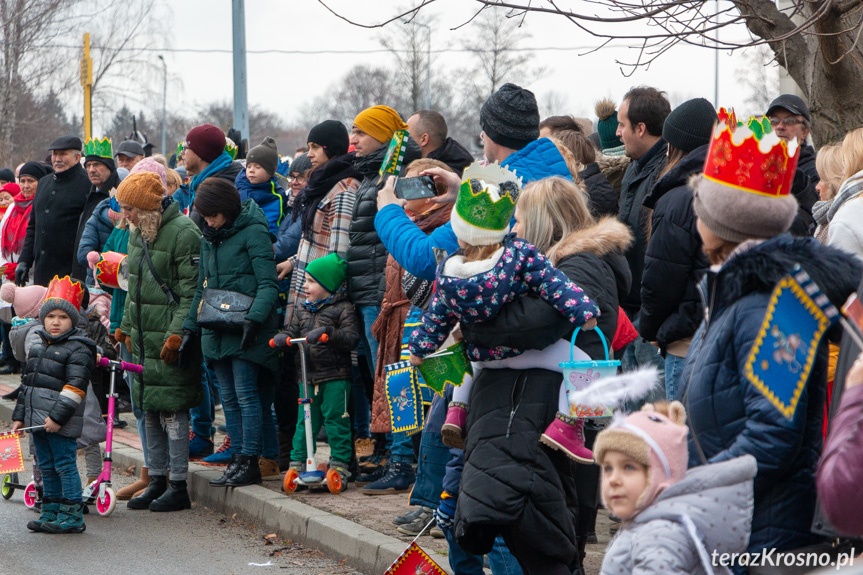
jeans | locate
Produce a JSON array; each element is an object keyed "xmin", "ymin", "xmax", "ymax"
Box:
[
  {"xmin": 620, "ymin": 313, "xmax": 666, "ymax": 409},
  {"xmin": 211, "ymin": 358, "xmax": 264, "ymax": 457},
  {"xmin": 190, "ymin": 362, "xmax": 218, "ymax": 438},
  {"xmin": 664, "ymin": 353, "xmax": 687, "ymax": 401},
  {"xmin": 31, "ymin": 431, "xmax": 82, "ymax": 503},
  {"xmin": 388, "ymin": 430, "xmax": 414, "ymax": 465},
  {"xmin": 291, "ymin": 379, "xmax": 352, "ymax": 465},
  {"xmin": 121, "ymin": 345, "xmax": 148, "ymax": 467},
  {"xmin": 145, "ymin": 410, "xmax": 190, "ymax": 481},
  {"xmin": 441, "ymin": 525, "xmax": 523, "ymax": 575},
  {"xmin": 258, "ymin": 378, "xmax": 280, "ymax": 461},
  {"xmin": 357, "ymin": 305, "xmax": 381, "ymax": 375}
]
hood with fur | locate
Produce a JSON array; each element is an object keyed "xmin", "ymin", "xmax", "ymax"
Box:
[{"xmin": 550, "ymin": 216, "xmax": 632, "ymax": 263}]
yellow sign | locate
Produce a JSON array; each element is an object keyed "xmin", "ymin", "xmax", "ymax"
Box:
[{"xmin": 80, "ymin": 57, "xmax": 92, "ymax": 87}]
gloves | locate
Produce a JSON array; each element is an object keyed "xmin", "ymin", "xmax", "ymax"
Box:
[
  {"xmin": 240, "ymin": 319, "xmax": 260, "ymax": 351},
  {"xmin": 305, "ymin": 326, "xmax": 332, "ymax": 344},
  {"xmin": 177, "ymin": 330, "xmax": 196, "ymax": 369},
  {"xmin": 14, "ymin": 261, "xmax": 29, "ymax": 287},
  {"xmin": 3, "ymin": 262, "xmax": 16, "ymax": 282},
  {"xmin": 160, "ymin": 334, "xmax": 183, "ymax": 365},
  {"xmin": 114, "ymin": 328, "xmax": 132, "ymax": 352},
  {"xmin": 271, "ymin": 332, "xmax": 290, "ymax": 348},
  {"xmin": 435, "ymin": 495, "xmax": 456, "ymax": 531}
]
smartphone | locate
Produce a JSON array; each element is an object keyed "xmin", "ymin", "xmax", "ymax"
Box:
[{"xmin": 395, "ymin": 176, "xmax": 437, "ymax": 200}]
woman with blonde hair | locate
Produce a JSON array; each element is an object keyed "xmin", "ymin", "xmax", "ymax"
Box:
[
  {"xmin": 826, "ymin": 128, "xmax": 863, "ymax": 259},
  {"xmin": 812, "ymin": 144, "xmax": 845, "ymax": 242}
]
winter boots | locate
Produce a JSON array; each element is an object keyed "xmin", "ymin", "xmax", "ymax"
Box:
[
  {"xmin": 201, "ymin": 435, "xmax": 232, "ymax": 465},
  {"xmin": 117, "ymin": 467, "xmax": 150, "ymax": 501},
  {"xmin": 209, "ymin": 454, "xmax": 241, "ymax": 487},
  {"xmin": 225, "ymin": 455, "xmax": 262, "ymax": 487},
  {"xmin": 26, "ymin": 499, "xmax": 59, "ymax": 532},
  {"xmin": 40, "ymin": 500, "xmax": 86, "ymax": 534},
  {"xmin": 441, "ymin": 402, "xmax": 468, "ymax": 449},
  {"xmin": 540, "ymin": 412, "xmax": 594, "ymax": 464},
  {"xmin": 149, "ymin": 480, "xmax": 191, "ymax": 512},
  {"xmin": 127, "ymin": 474, "xmax": 168, "ymax": 510},
  {"xmin": 259, "ymin": 457, "xmax": 280, "ymax": 481},
  {"xmin": 361, "ymin": 461, "xmax": 415, "ymax": 495}
]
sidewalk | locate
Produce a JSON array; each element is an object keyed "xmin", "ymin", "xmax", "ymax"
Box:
[{"xmin": 0, "ymin": 376, "xmax": 609, "ymax": 574}]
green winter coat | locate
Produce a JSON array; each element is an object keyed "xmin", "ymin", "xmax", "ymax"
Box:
[
  {"xmin": 121, "ymin": 201, "xmax": 203, "ymax": 412},
  {"xmin": 183, "ymin": 200, "xmax": 279, "ymax": 375}
]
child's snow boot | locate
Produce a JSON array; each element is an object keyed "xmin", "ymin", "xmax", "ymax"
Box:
[
  {"xmin": 441, "ymin": 402, "xmax": 468, "ymax": 449},
  {"xmin": 540, "ymin": 412, "xmax": 594, "ymax": 463},
  {"xmin": 26, "ymin": 499, "xmax": 59, "ymax": 532},
  {"xmin": 149, "ymin": 480, "xmax": 191, "ymax": 512},
  {"xmin": 41, "ymin": 500, "xmax": 86, "ymax": 534}
]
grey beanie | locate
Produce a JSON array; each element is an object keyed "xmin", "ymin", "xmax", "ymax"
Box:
[
  {"xmin": 692, "ymin": 175, "xmax": 797, "ymax": 243},
  {"xmin": 246, "ymin": 137, "xmax": 279, "ymax": 176},
  {"xmin": 289, "ymin": 153, "xmax": 312, "ymax": 175},
  {"xmin": 480, "ymin": 83, "xmax": 540, "ymax": 150},
  {"xmin": 39, "ymin": 297, "xmax": 80, "ymax": 328},
  {"xmin": 663, "ymin": 98, "xmax": 717, "ymax": 153}
]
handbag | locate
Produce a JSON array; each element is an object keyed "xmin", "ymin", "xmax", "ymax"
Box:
[{"xmin": 197, "ymin": 282, "xmax": 254, "ymax": 332}]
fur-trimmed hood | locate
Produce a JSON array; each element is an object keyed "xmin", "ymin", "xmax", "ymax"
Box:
[
  {"xmin": 550, "ymin": 217, "xmax": 633, "ymax": 263},
  {"xmin": 597, "ymin": 153, "xmax": 631, "ymax": 181}
]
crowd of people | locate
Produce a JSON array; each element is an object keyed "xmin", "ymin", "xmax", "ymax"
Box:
[{"xmin": 3, "ymin": 81, "xmax": 863, "ymax": 575}]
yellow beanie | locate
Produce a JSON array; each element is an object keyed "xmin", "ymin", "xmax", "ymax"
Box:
[
  {"xmin": 353, "ymin": 105, "xmax": 408, "ymax": 145},
  {"xmin": 115, "ymin": 171, "xmax": 164, "ymax": 211}
]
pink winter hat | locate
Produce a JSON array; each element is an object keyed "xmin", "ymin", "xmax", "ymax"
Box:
[
  {"xmin": 130, "ymin": 157, "xmax": 168, "ymax": 192},
  {"xmin": 1, "ymin": 283, "xmax": 49, "ymax": 318}
]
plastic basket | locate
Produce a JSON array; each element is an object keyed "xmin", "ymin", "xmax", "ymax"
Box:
[{"xmin": 560, "ymin": 327, "xmax": 620, "ymax": 418}]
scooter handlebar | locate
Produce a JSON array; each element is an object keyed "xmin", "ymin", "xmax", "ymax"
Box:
[
  {"xmin": 269, "ymin": 333, "xmax": 328, "ymax": 347},
  {"xmin": 98, "ymin": 356, "xmax": 144, "ymax": 374}
]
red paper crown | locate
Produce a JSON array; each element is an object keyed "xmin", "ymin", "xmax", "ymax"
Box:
[
  {"xmin": 44, "ymin": 275, "xmax": 85, "ymax": 310},
  {"xmin": 703, "ymin": 108, "xmax": 800, "ymax": 198}
]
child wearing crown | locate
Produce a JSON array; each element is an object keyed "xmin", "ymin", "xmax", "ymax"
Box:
[
  {"xmin": 409, "ymin": 163, "xmax": 601, "ymax": 462},
  {"xmin": 11, "ymin": 276, "xmax": 96, "ymax": 534}
]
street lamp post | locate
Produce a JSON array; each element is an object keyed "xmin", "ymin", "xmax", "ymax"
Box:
[
  {"xmin": 158, "ymin": 55, "xmax": 167, "ymax": 155},
  {"xmin": 413, "ymin": 22, "xmax": 431, "ymax": 110}
]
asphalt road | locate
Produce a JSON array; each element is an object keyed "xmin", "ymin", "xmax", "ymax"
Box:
[{"xmin": 0, "ymin": 449, "xmax": 367, "ymax": 575}]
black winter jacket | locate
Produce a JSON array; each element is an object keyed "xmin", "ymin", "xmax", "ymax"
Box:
[
  {"xmin": 286, "ymin": 290, "xmax": 360, "ymax": 384},
  {"xmin": 347, "ymin": 142, "xmax": 420, "ymax": 306},
  {"xmin": 73, "ymin": 172, "xmax": 118, "ymax": 280},
  {"xmin": 639, "ymin": 145, "xmax": 710, "ymax": 350},
  {"xmin": 798, "ymin": 144, "xmax": 819, "ymax": 186},
  {"xmin": 618, "ymin": 139, "xmax": 667, "ymax": 316},
  {"xmin": 19, "ymin": 164, "xmax": 92, "ymax": 285},
  {"xmin": 427, "ymin": 137, "xmax": 474, "ymax": 175},
  {"xmin": 679, "ymin": 235, "xmax": 862, "ymax": 554},
  {"xmin": 12, "ymin": 327, "xmax": 96, "ymax": 439},
  {"xmin": 789, "ymin": 165, "xmax": 818, "ymax": 237},
  {"xmin": 578, "ymin": 161, "xmax": 618, "ymax": 217}
]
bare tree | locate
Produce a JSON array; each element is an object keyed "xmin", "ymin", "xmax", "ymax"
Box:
[
  {"xmin": 379, "ymin": 12, "xmax": 436, "ymax": 113},
  {"xmin": 296, "ymin": 65, "xmax": 402, "ymax": 129},
  {"xmin": 738, "ymin": 44, "xmax": 781, "ymax": 116}
]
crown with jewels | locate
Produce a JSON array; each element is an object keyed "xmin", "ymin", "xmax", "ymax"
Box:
[
  {"xmin": 703, "ymin": 108, "xmax": 800, "ymax": 198},
  {"xmin": 44, "ymin": 276, "xmax": 86, "ymax": 311},
  {"xmin": 454, "ymin": 162, "xmax": 523, "ymax": 234},
  {"xmin": 84, "ymin": 137, "xmax": 113, "ymax": 159}
]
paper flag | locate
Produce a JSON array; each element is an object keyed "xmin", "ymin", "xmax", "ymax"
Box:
[
  {"xmin": 379, "ymin": 130, "xmax": 410, "ymax": 177},
  {"xmin": 384, "ymin": 542, "xmax": 448, "ymax": 575},
  {"xmin": 385, "ymin": 360, "xmax": 424, "ymax": 434},
  {"xmin": 0, "ymin": 432, "xmax": 25, "ymax": 474},
  {"xmin": 417, "ymin": 341, "xmax": 473, "ymax": 395}
]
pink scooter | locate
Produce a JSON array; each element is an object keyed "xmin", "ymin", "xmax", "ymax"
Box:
[{"xmin": 81, "ymin": 357, "xmax": 143, "ymax": 516}]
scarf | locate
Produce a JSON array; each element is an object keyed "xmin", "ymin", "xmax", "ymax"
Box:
[
  {"xmin": 2, "ymin": 192, "xmax": 33, "ymax": 258},
  {"xmin": 190, "ymin": 151, "xmax": 234, "ymax": 198},
  {"xmin": 825, "ymin": 168, "xmax": 863, "ymax": 224},
  {"xmin": 293, "ymin": 154, "xmax": 360, "ymax": 236},
  {"xmin": 303, "ymin": 289, "xmax": 339, "ymax": 313}
]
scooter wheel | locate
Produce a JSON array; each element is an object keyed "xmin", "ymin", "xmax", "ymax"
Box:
[
  {"xmin": 283, "ymin": 469, "xmax": 299, "ymax": 494},
  {"xmin": 1, "ymin": 474, "xmax": 14, "ymax": 500},
  {"xmin": 326, "ymin": 469, "xmax": 343, "ymax": 494},
  {"xmin": 23, "ymin": 481, "xmax": 38, "ymax": 508},
  {"xmin": 97, "ymin": 487, "xmax": 116, "ymax": 516}
]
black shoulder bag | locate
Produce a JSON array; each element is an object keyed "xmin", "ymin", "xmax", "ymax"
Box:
[
  {"xmin": 141, "ymin": 239, "xmax": 180, "ymax": 305},
  {"xmin": 195, "ymin": 246, "xmax": 254, "ymax": 333}
]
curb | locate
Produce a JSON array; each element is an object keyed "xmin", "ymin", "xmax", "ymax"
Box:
[{"xmin": 0, "ymin": 396, "xmax": 453, "ymax": 575}]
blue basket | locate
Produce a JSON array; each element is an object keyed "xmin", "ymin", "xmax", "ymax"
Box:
[{"xmin": 559, "ymin": 327, "xmax": 620, "ymax": 418}]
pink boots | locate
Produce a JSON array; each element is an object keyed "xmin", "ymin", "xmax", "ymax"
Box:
[
  {"xmin": 540, "ymin": 412, "xmax": 594, "ymax": 463},
  {"xmin": 441, "ymin": 402, "xmax": 468, "ymax": 449}
]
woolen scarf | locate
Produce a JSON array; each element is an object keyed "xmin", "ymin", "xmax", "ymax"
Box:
[
  {"xmin": 292, "ymin": 154, "xmax": 360, "ymax": 236},
  {"xmin": 3, "ymin": 192, "xmax": 33, "ymax": 258}
]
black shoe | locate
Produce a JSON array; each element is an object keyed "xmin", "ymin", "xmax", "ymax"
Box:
[
  {"xmin": 362, "ymin": 461, "xmax": 415, "ymax": 495},
  {"xmin": 225, "ymin": 455, "xmax": 262, "ymax": 487},
  {"xmin": 209, "ymin": 454, "xmax": 241, "ymax": 486},
  {"xmin": 149, "ymin": 480, "xmax": 191, "ymax": 512},
  {"xmin": 355, "ymin": 465, "xmax": 387, "ymax": 487},
  {"xmin": 0, "ymin": 365, "xmax": 20, "ymax": 375},
  {"xmin": 112, "ymin": 416, "xmax": 128, "ymax": 429},
  {"xmin": 127, "ymin": 475, "xmax": 168, "ymax": 510},
  {"xmin": 1, "ymin": 385, "xmax": 21, "ymax": 401}
]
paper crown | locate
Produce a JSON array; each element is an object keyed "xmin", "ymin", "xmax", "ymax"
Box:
[
  {"xmin": 44, "ymin": 276, "xmax": 86, "ymax": 310},
  {"xmin": 703, "ymin": 107, "xmax": 800, "ymax": 197},
  {"xmin": 95, "ymin": 252, "xmax": 128, "ymax": 290},
  {"xmin": 225, "ymin": 137, "xmax": 238, "ymax": 159},
  {"xmin": 84, "ymin": 137, "xmax": 113, "ymax": 159},
  {"xmin": 454, "ymin": 162, "xmax": 523, "ymax": 234}
]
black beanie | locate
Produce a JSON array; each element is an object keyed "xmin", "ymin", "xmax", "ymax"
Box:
[
  {"xmin": 84, "ymin": 155, "xmax": 116, "ymax": 172},
  {"xmin": 662, "ymin": 98, "xmax": 717, "ymax": 153},
  {"xmin": 480, "ymin": 83, "xmax": 540, "ymax": 150},
  {"xmin": 246, "ymin": 137, "xmax": 279, "ymax": 176},
  {"xmin": 0, "ymin": 168, "xmax": 14, "ymax": 183},
  {"xmin": 308, "ymin": 120, "xmax": 349, "ymax": 159},
  {"xmin": 18, "ymin": 162, "xmax": 48, "ymax": 181}
]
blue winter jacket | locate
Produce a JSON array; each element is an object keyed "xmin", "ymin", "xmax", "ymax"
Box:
[
  {"xmin": 678, "ymin": 234, "xmax": 861, "ymax": 555},
  {"xmin": 234, "ymin": 170, "xmax": 287, "ymax": 237},
  {"xmin": 375, "ymin": 138, "xmax": 573, "ymax": 281},
  {"xmin": 77, "ymin": 198, "xmax": 116, "ymax": 286}
]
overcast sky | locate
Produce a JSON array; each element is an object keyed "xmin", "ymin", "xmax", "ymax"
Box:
[{"xmin": 102, "ymin": 0, "xmax": 779, "ymax": 133}]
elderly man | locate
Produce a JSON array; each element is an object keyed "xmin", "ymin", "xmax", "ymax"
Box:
[
  {"xmin": 114, "ymin": 140, "xmax": 145, "ymax": 171},
  {"xmin": 16, "ymin": 136, "xmax": 92, "ymax": 286},
  {"xmin": 76, "ymin": 137, "xmax": 122, "ymax": 283}
]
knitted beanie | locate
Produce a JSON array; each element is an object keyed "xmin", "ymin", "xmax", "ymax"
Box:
[
  {"xmin": 39, "ymin": 296, "xmax": 80, "ymax": 326},
  {"xmin": 18, "ymin": 161, "xmax": 48, "ymax": 181},
  {"xmin": 38, "ymin": 276, "xmax": 85, "ymax": 326},
  {"xmin": 0, "ymin": 168, "xmax": 14, "ymax": 183},
  {"xmin": 308, "ymin": 121, "xmax": 350, "ymax": 159},
  {"xmin": 305, "ymin": 253, "xmax": 347, "ymax": 294},
  {"xmin": 594, "ymin": 401, "xmax": 689, "ymax": 511},
  {"xmin": 1, "ymin": 182, "xmax": 20, "ymax": 196},
  {"xmin": 246, "ymin": 137, "xmax": 280, "ymax": 176},
  {"xmin": 289, "ymin": 154, "xmax": 313, "ymax": 175},
  {"xmin": 115, "ymin": 171, "xmax": 165, "ymax": 212},
  {"xmin": 353, "ymin": 106, "xmax": 408, "ymax": 145},
  {"xmin": 185, "ymin": 124, "xmax": 226, "ymax": 164},
  {"xmin": 595, "ymin": 99, "xmax": 624, "ymax": 153},
  {"xmin": 480, "ymin": 83, "xmax": 540, "ymax": 150},
  {"xmin": 663, "ymin": 98, "xmax": 718, "ymax": 153},
  {"xmin": 0, "ymin": 283, "xmax": 48, "ymax": 319},
  {"xmin": 130, "ymin": 157, "xmax": 168, "ymax": 191}
]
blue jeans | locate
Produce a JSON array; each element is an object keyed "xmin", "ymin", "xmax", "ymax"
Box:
[
  {"xmin": 190, "ymin": 362, "xmax": 218, "ymax": 438},
  {"xmin": 211, "ymin": 358, "xmax": 264, "ymax": 456},
  {"xmin": 121, "ymin": 345, "xmax": 148, "ymax": 467},
  {"xmin": 31, "ymin": 431, "xmax": 82, "ymax": 503},
  {"xmin": 357, "ymin": 305, "xmax": 381, "ymax": 374},
  {"xmin": 664, "ymin": 353, "xmax": 686, "ymax": 401},
  {"xmin": 388, "ymin": 430, "xmax": 414, "ymax": 464},
  {"xmin": 441, "ymin": 525, "xmax": 523, "ymax": 575},
  {"xmin": 258, "ymin": 378, "xmax": 279, "ymax": 461}
]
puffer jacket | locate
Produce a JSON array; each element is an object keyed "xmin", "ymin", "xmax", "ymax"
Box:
[
  {"xmin": 121, "ymin": 200, "xmax": 203, "ymax": 412},
  {"xmin": 76, "ymin": 197, "xmax": 116, "ymax": 286},
  {"xmin": 639, "ymin": 144, "xmax": 710, "ymax": 350},
  {"xmin": 285, "ymin": 289, "xmax": 360, "ymax": 384},
  {"xmin": 678, "ymin": 234, "xmax": 862, "ymax": 554},
  {"xmin": 347, "ymin": 141, "xmax": 420, "ymax": 306},
  {"xmin": 12, "ymin": 327, "xmax": 96, "ymax": 439},
  {"xmin": 73, "ymin": 173, "xmax": 118, "ymax": 280},
  {"xmin": 234, "ymin": 170, "xmax": 286, "ymax": 236},
  {"xmin": 601, "ymin": 455, "xmax": 756, "ymax": 575},
  {"xmin": 184, "ymin": 200, "xmax": 280, "ymax": 375},
  {"xmin": 578, "ymin": 161, "xmax": 618, "ymax": 217}
]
